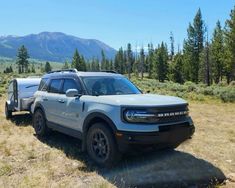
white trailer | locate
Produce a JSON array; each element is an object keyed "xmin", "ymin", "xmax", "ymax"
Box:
[{"xmin": 5, "ymin": 77, "xmax": 41, "ymax": 118}]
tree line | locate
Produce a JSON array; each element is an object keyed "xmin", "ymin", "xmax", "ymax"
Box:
[
  {"xmin": 102, "ymin": 7, "xmax": 234, "ymax": 85},
  {"xmin": 86, "ymin": 6, "xmax": 235, "ymax": 85},
  {"xmin": 13, "ymin": 6, "xmax": 235, "ymax": 85}
]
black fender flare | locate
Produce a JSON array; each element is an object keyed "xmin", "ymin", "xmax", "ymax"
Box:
[{"xmin": 33, "ymin": 102, "xmax": 47, "ymax": 120}]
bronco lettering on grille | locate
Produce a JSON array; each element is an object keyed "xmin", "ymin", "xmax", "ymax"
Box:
[{"xmin": 157, "ymin": 111, "xmax": 188, "ymax": 117}]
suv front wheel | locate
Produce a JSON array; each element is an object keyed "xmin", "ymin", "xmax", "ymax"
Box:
[
  {"xmin": 86, "ymin": 123, "xmax": 121, "ymax": 167},
  {"xmin": 33, "ymin": 109, "xmax": 50, "ymax": 136}
]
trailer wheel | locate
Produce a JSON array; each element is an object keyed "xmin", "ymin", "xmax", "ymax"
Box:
[{"xmin": 5, "ymin": 103, "xmax": 12, "ymax": 119}]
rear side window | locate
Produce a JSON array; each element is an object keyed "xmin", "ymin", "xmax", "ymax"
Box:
[
  {"xmin": 49, "ymin": 79, "xmax": 63, "ymax": 93},
  {"xmin": 38, "ymin": 78, "xmax": 49, "ymax": 91},
  {"xmin": 62, "ymin": 79, "xmax": 81, "ymax": 94}
]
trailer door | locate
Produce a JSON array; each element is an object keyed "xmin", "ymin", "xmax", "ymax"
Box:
[{"xmin": 13, "ymin": 80, "xmax": 18, "ymax": 107}]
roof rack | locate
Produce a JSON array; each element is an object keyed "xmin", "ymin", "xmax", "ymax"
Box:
[
  {"xmin": 100, "ymin": 70, "xmax": 118, "ymax": 74},
  {"xmin": 48, "ymin": 69, "xmax": 78, "ymax": 74}
]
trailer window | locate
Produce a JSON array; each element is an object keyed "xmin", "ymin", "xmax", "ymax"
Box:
[{"xmin": 7, "ymin": 81, "xmax": 14, "ymax": 101}]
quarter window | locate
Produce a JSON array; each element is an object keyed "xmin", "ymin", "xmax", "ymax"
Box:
[{"xmin": 38, "ymin": 78, "xmax": 49, "ymax": 91}]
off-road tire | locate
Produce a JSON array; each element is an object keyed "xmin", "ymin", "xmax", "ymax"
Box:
[
  {"xmin": 33, "ymin": 109, "xmax": 50, "ymax": 136},
  {"xmin": 86, "ymin": 123, "xmax": 121, "ymax": 167}
]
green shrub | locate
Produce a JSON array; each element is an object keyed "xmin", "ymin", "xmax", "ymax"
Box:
[
  {"xmin": 184, "ymin": 81, "xmax": 197, "ymax": 92},
  {"xmin": 229, "ymin": 81, "xmax": 235, "ymax": 87},
  {"xmin": 218, "ymin": 81, "xmax": 228, "ymax": 87},
  {"xmin": 202, "ymin": 87, "xmax": 214, "ymax": 95},
  {"xmin": 219, "ymin": 88, "xmax": 235, "ymax": 102},
  {"xmin": 131, "ymin": 77, "xmax": 235, "ymax": 103}
]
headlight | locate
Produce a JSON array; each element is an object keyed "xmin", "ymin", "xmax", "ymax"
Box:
[{"xmin": 124, "ymin": 110, "xmax": 159, "ymax": 123}]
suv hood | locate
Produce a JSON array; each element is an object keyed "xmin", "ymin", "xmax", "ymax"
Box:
[{"xmin": 83, "ymin": 94, "xmax": 187, "ymax": 106}]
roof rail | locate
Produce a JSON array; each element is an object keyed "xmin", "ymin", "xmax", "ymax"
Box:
[
  {"xmin": 48, "ymin": 69, "xmax": 78, "ymax": 74},
  {"xmin": 100, "ymin": 70, "xmax": 118, "ymax": 74}
]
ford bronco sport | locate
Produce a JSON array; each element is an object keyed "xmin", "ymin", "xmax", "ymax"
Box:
[{"xmin": 32, "ymin": 69, "xmax": 195, "ymax": 166}]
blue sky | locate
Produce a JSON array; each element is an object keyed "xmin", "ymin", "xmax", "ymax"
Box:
[{"xmin": 0, "ymin": 0, "xmax": 234, "ymax": 50}]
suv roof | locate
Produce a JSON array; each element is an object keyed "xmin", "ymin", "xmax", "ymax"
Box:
[{"xmin": 42, "ymin": 69, "xmax": 123, "ymax": 79}]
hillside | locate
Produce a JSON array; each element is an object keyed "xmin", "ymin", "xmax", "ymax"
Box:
[{"xmin": 0, "ymin": 32, "xmax": 116, "ymax": 62}]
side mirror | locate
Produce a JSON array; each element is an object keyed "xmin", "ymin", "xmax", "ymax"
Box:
[{"xmin": 66, "ymin": 89, "xmax": 81, "ymax": 97}]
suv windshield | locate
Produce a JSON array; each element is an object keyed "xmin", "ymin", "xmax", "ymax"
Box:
[{"xmin": 82, "ymin": 76, "xmax": 141, "ymax": 96}]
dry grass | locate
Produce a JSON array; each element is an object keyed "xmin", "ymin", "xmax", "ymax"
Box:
[{"xmin": 0, "ymin": 96, "xmax": 234, "ymax": 187}]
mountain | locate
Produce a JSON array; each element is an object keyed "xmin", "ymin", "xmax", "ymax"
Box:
[{"xmin": 0, "ymin": 32, "xmax": 116, "ymax": 62}]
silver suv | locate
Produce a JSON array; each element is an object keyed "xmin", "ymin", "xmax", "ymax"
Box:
[{"xmin": 32, "ymin": 69, "xmax": 195, "ymax": 166}]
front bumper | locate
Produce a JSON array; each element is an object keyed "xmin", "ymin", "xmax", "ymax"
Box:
[{"xmin": 116, "ymin": 122, "xmax": 195, "ymax": 152}]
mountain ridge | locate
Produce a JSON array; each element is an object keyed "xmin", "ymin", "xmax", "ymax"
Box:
[{"xmin": 0, "ymin": 32, "xmax": 116, "ymax": 62}]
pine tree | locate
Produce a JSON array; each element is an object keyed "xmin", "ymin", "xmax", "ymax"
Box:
[
  {"xmin": 139, "ymin": 47, "xmax": 145, "ymax": 79},
  {"xmin": 193, "ymin": 8, "xmax": 205, "ymax": 83},
  {"xmin": 101, "ymin": 50, "xmax": 106, "ymax": 70},
  {"xmin": 86, "ymin": 62, "xmax": 91, "ymax": 71},
  {"xmin": 224, "ymin": 5, "xmax": 235, "ymax": 83},
  {"xmin": 40, "ymin": 63, "xmax": 44, "ymax": 73},
  {"xmin": 133, "ymin": 57, "xmax": 139, "ymax": 78},
  {"xmin": 4, "ymin": 66, "xmax": 13, "ymax": 73},
  {"xmin": 9, "ymin": 66, "xmax": 13, "ymax": 73},
  {"xmin": 172, "ymin": 54, "xmax": 184, "ymax": 84},
  {"xmin": 95, "ymin": 58, "xmax": 100, "ymax": 71},
  {"xmin": 45, "ymin": 62, "xmax": 52, "ymax": 72},
  {"xmin": 63, "ymin": 61, "xmax": 70, "ymax": 69},
  {"xmin": 123, "ymin": 50, "xmax": 127, "ymax": 74},
  {"xmin": 127, "ymin": 43, "xmax": 133, "ymax": 78},
  {"xmin": 31, "ymin": 64, "xmax": 36, "ymax": 73},
  {"xmin": 211, "ymin": 21, "xmax": 224, "ymax": 83},
  {"xmin": 183, "ymin": 25, "xmax": 195, "ymax": 81},
  {"xmin": 80, "ymin": 55, "xmax": 87, "ymax": 71},
  {"xmin": 170, "ymin": 32, "xmax": 175, "ymax": 61},
  {"xmin": 110, "ymin": 59, "xmax": 114, "ymax": 70},
  {"xmin": 114, "ymin": 55, "xmax": 119, "ymax": 72},
  {"xmin": 91, "ymin": 58, "xmax": 96, "ymax": 71},
  {"xmin": 154, "ymin": 42, "xmax": 168, "ymax": 82},
  {"xmin": 114, "ymin": 48, "xmax": 124, "ymax": 73},
  {"xmin": 183, "ymin": 9, "xmax": 205, "ymax": 83},
  {"xmin": 147, "ymin": 43, "xmax": 154, "ymax": 78},
  {"xmin": 16, "ymin": 45, "xmax": 30, "ymax": 73},
  {"xmin": 71, "ymin": 49, "xmax": 80, "ymax": 70},
  {"xmin": 199, "ymin": 40, "xmax": 212, "ymax": 85}
]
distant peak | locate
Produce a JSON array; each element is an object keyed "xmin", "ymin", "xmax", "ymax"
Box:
[
  {"xmin": 0, "ymin": 31, "xmax": 116, "ymax": 61},
  {"xmin": 38, "ymin": 31, "xmax": 66, "ymax": 35}
]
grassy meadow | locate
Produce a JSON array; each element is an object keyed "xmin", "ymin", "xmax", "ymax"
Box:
[
  {"xmin": 0, "ymin": 57, "xmax": 63, "ymax": 74},
  {"xmin": 0, "ymin": 71, "xmax": 235, "ymax": 187}
]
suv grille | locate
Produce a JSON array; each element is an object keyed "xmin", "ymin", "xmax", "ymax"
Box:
[{"xmin": 148, "ymin": 104, "xmax": 188, "ymax": 124}]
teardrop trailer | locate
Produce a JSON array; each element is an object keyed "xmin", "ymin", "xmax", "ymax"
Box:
[{"xmin": 5, "ymin": 77, "xmax": 41, "ymax": 118}]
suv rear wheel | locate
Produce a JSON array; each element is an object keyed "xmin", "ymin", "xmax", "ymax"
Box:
[
  {"xmin": 5, "ymin": 103, "xmax": 12, "ymax": 119},
  {"xmin": 86, "ymin": 123, "xmax": 121, "ymax": 167},
  {"xmin": 33, "ymin": 109, "xmax": 50, "ymax": 136}
]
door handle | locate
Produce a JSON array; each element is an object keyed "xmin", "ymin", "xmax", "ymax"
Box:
[
  {"xmin": 43, "ymin": 98, "xmax": 48, "ymax": 101},
  {"xmin": 57, "ymin": 99, "xmax": 65, "ymax": 103}
]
